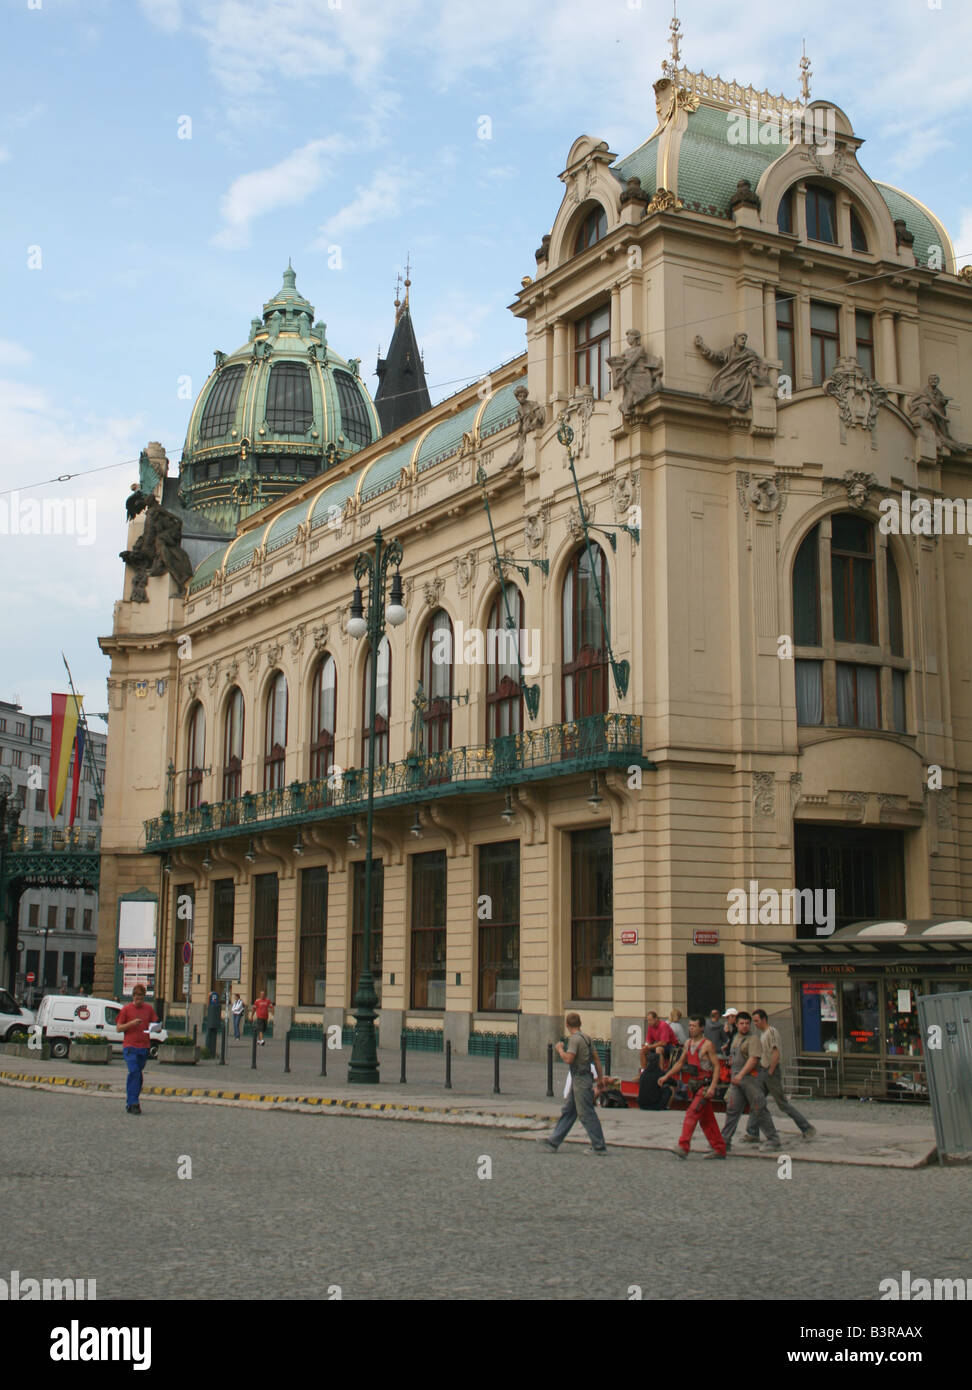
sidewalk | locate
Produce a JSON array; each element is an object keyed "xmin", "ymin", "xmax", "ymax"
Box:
[{"xmin": 0, "ymin": 1040, "xmax": 938, "ymax": 1168}]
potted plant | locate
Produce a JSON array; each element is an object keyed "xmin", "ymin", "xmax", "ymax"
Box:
[
  {"xmin": 70, "ymin": 1034, "xmax": 111, "ymax": 1064},
  {"xmin": 157, "ymin": 1035, "xmax": 200, "ymax": 1064}
]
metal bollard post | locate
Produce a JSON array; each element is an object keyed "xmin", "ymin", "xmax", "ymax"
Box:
[
  {"xmin": 284, "ymin": 1029, "xmax": 291, "ymax": 1074},
  {"xmin": 445, "ymin": 1039, "xmax": 452, "ymax": 1090},
  {"xmin": 251, "ymin": 1029, "xmax": 257, "ymax": 1070},
  {"xmin": 493, "ymin": 1039, "xmax": 501, "ymax": 1095},
  {"xmin": 400, "ymin": 1031, "xmax": 407, "ymax": 1084},
  {"xmin": 546, "ymin": 1042, "xmax": 554, "ymax": 1097},
  {"xmin": 220, "ymin": 1021, "xmax": 227, "ymax": 1066},
  {"xmin": 320, "ymin": 1028, "xmax": 327, "ymax": 1078}
]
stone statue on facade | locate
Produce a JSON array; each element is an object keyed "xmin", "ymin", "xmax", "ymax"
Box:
[
  {"xmin": 908, "ymin": 374, "xmax": 959, "ymax": 452},
  {"xmin": 607, "ymin": 330, "xmax": 663, "ymax": 419},
  {"xmin": 694, "ymin": 331, "xmax": 772, "ymax": 412},
  {"xmin": 120, "ymin": 495, "xmax": 193, "ymax": 602},
  {"xmin": 507, "ymin": 385, "xmax": 546, "ymax": 467}
]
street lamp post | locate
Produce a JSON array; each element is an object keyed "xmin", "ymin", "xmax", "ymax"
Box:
[
  {"xmin": 346, "ymin": 527, "xmax": 406, "ymax": 1085},
  {"xmin": 0, "ymin": 774, "xmax": 24, "ymax": 994}
]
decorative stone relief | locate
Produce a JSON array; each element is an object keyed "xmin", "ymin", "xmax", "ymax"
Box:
[
  {"xmin": 607, "ymin": 330, "xmax": 663, "ymax": 421},
  {"xmin": 907, "ymin": 375, "xmax": 963, "ymax": 456},
  {"xmin": 842, "ymin": 790, "xmax": 868, "ymax": 821},
  {"xmin": 824, "ymin": 358, "xmax": 888, "ymax": 445},
  {"xmin": 488, "ymin": 551, "xmax": 516, "ymax": 584},
  {"xmin": 185, "ymin": 674, "xmax": 201, "ymax": 700},
  {"xmin": 567, "ymin": 502, "xmax": 594, "ymax": 541},
  {"xmin": 737, "ymin": 472, "xmax": 781, "ymax": 517},
  {"xmin": 524, "ymin": 505, "xmax": 550, "ymax": 553},
  {"xmin": 245, "ymin": 645, "xmax": 260, "ymax": 672},
  {"xmin": 753, "ymin": 772, "xmax": 775, "ymax": 819},
  {"xmin": 789, "ymin": 773, "xmax": 803, "ymax": 811},
  {"xmin": 423, "ymin": 577, "xmax": 445, "ymax": 608},
  {"xmin": 506, "ymin": 386, "xmax": 546, "ymax": 467},
  {"xmin": 694, "ymin": 332, "xmax": 772, "ymax": 413},
  {"xmin": 311, "ymin": 622, "xmax": 329, "ymax": 653},
  {"xmin": 289, "ymin": 624, "xmax": 305, "ymax": 656},
  {"xmin": 224, "ymin": 658, "xmax": 239, "ymax": 685},
  {"xmin": 842, "ymin": 470, "xmax": 879, "ymax": 509},
  {"xmin": 265, "ymin": 640, "xmax": 283, "ymax": 667},
  {"xmin": 936, "ymin": 787, "xmax": 954, "ymax": 830},
  {"xmin": 645, "ymin": 187, "xmax": 684, "ymax": 214},
  {"xmin": 206, "ymin": 660, "xmax": 219, "ymax": 689},
  {"xmin": 454, "ymin": 551, "xmax": 478, "ymax": 594},
  {"xmin": 613, "ymin": 475, "xmax": 637, "ymax": 520},
  {"xmin": 877, "ymin": 793, "xmax": 906, "ymax": 822}
]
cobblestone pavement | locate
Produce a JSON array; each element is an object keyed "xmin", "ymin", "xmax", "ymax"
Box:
[{"xmin": 1, "ymin": 1087, "xmax": 968, "ymax": 1302}]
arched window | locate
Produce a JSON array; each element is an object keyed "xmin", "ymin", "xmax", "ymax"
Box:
[
  {"xmin": 805, "ymin": 185, "xmax": 837, "ymax": 243},
  {"xmin": 185, "ymin": 702, "xmax": 205, "ymax": 810},
  {"xmin": 486, "ymin": 584, "xmax": 524, "ymax": 743},
  {"xmin": 777, "ymin": 188, "xmax": 794, "ymax": 234},
  {"xmin": 850, "ymin": 208, "xmax": 868, "ymax": 252},
  {"xmin": 310, "ymin": 654, "xmax": 337, "ymax": 781},
  {"xmin": 265, "ymin": 362, "xmax": 314, "ymax": 433},
  {"xmin": 792, "ymin": 516, "xmax": 908, "ymax": 732},
  {"xmin": 421, "ymin": 609, "xmax": 454, "ymax": 756},
  {"xmin": 223, "ymin": 687, "xmax": 244, "ymax": 800},
  {"xmin": 574, "ymin": 204, "xmax": 607, "ymax": 254},
  {"xmin": 200, "ymin": 365, "xmax": 245, "ymax": 439},
  {"xmin": 334, "ymin": 370, "xmax": 372, "ymax": 449},
  {"xmin": 362, "ymin": 636, "xmax": 391, "ymax": 766},
  {"xmin": 562, "ymin": 543, "xmax": 610, "ymax": 720},
  {"xmin": 264, "ymin": 671, "xmax": 288, "ymax": 790}
]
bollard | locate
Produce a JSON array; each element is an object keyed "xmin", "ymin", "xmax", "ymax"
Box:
[
  {"xmin": 493, "ymin": 1039, "xmax": 501, "ymax": 1095},
  {"xmin": 320, "ymin": 1028, "xmax": 327, "ymax": 1078},
  {"xmin": 445, "ymin": 1039, "xmax": 452, "ymax": 1090},
  {"xmin": 220, "ymin": 1021, "xmax": 227, "ymax": 1066},
  {"xmin": 192, "ymin": 1023, "xmax": 198, "ymax": 1046},
  {"xmin": 284, "ymin": 1029, "xmax": 291, "ymax": 1074},
  {"xmin": 400, "ymin": 1031, "xmax": 407, "ymax": 1084},
  {"xmin": 251, "ymin": 1029, "xmax": 258, "ymax": 1071},
  {"xmin": 546, "ymin": 1042, "xmax": 554, "ymax": 1098}
]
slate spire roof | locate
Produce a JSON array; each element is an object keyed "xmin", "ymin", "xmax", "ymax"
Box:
[{"xmin": 374, "ymin": 275, "xmax": 431, "ymax": 434}]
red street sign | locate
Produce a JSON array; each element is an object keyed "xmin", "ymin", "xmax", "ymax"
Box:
[
  {"xmin": 620, "ymin": 931, "xmax": 638, "ymax": 945},
  {"xmin": 182, "ymin": 942, "xmax": 192, "ymax": 965},
  {"xmin": 693, "ymin": 930, "xmax": 720, "ymax": 945},
  {"xmin": 26, "ymin": 972, "xmax": 36, "ymax": 983}
]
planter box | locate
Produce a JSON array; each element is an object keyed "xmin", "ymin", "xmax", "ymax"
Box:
[
  {"xmin": 70, "ymin": 1044, "xmax": 111, "ymax": 1064},
  {"xmin": 2, "ymin": 1041, "xmax": 52, "ymax": 1060},
  {"xmin": 157, "ymin": 1045, "xmax": 200, "ymax": 1065}
]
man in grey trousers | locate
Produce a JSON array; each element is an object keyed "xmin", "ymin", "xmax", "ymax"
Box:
[
  {"xmin": 741, "ymin": 1008, "xmax": 817, "ymax": 1143},
  {"xmin": 539, "ymin": 1012, "xmax": 608, "ymax": 1155},
  {"xmin": 721, "ymin": 1012, "xmax": 781, "ymax": 1152}
]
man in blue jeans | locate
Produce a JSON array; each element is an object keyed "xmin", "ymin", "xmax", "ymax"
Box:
[
  {"xmin": 116, "ymin": 983, "xmax": 158, "ymax": 1115},
  {"xmin": 538, "ymin": 1012, "xmax": 608, "ymax": 1155}
]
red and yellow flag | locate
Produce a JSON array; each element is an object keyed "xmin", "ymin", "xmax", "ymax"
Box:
[{"xmin": 49, "ymin": 693, "xmax": 83, "ymax": 820}]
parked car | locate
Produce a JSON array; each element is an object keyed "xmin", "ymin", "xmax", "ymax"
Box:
[
  {"xmin": 0, "ymin": 988, "xmax": 34, "ymax": 1042},
  {"xmin": 34, "ymin": 994, "xmax": 167, "ymax": 1059}
]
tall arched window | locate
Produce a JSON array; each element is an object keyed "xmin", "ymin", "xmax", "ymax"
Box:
[
  {"xmin": 186, "ymin": 702, "xmax": 205, "ymax": 810},
  {"xmin": 223, "ymin": 687, "xmax": 244, "ymax": 800},
  {"xmin": 805, "ymin": 184, "xmax": 837, "ymax": 243},
  {"xmin": 362, "ymin": 636, "xmax": 391, "ymax": 766},
  {"xmin": 486, "ymin": 584, "xmax": 524, "ymax": 743},
  {"xmin": 574, "ymin": 204, "xmax": 607, "ymax": 254},
  {"xmin": 421, "ymin": 609, "xmax": 454, "ymax": 755},
  {"xmin": 792, "ymin": 515, "xmax": 908, "ymax": 732},
  {"xmin": 310, "ymin": 654, "xmax": 337, "ymax": 781},
  {"xmin": 264, "ymin": 671, "xmax": 288, "ymax": 790},
  {"xmin": 562, "ymin": 543, "xmax": 610, "ymax": 720}
]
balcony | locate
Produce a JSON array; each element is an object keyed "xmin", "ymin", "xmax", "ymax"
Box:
[{"xmin": 145, "ymin": 713, "xmax": 650, "ymax": 849}]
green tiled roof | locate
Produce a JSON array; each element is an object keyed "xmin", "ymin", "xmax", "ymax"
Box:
[
  {"xmin": 612, "ymin": 136, "xmax": 659, "ymax": 199},
  {"xmin": 309, "ymin": 472, "xmax": 360, "ymax": 530},
  {"xmin": 224, "ymin": 530, "xmax": 263, "ymax": 575},
  {"xmin": 187, "ymin": 544, "xmax": 230, "ymax": 594},
  {"xmin": 264, "ymin": 500, "xmax": 308, "ymax": 555},
  {"xmin": 415, "ymin": 402, "xmax": 480, "ymax": 472},
  {"xmin": 359, "ymin": 441, "xmax": 415, "ymax": 503},
  {"xmin": 875, "ymin": 183, "xmax": 944, "ymax": 270},
  {"xmin": 478, "ymin": 382, "xmax": 522, "ymax": 439}
]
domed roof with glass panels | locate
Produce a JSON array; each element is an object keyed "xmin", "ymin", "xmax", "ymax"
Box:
[{"xmin": 179, "ymin": 265, "xmax": 381, "ymax": 528}]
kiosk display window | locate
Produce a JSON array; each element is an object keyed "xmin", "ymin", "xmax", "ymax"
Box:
[
  {"xmin": 842, "ymin": 979, "xmax": 881, "ymax": 1054},
  {"xmin": 800, "ymin": 980, "xmax": 839, "ymax": 1052}
]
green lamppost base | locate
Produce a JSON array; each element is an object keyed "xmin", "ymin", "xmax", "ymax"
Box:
[{"xmin": 347, "ymin": 976, "xmax": 380, "ymax": 1084}]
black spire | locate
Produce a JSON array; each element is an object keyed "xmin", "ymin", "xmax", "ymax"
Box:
[{"xmin": 374, "ymin": 268, "xmax": 431, "ymax": 433}]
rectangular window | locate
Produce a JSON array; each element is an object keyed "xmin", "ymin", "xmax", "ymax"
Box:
[
  {"xmin": 88, "ymin": 798, "xmax": 98, "ymax": 821},
  {"xmin": 410, "ymin": 851, "xmax": 447, "ymax": 1010},
  {"xmin": 794, "ymin": 825, "xmax": 905, "ymax": 938},
  {"xmin": 172, "ymin": 883, "xmax": 193, "ymax": 1003},
  {"xmin": 65, "ymin": 908, "xmax": 75, "ymax": 931},
  {"xmin": 795, "ymin": 660, "xmax": 823, "ymax": 725},
  {"xmin": 11, "ymin": 750, "xmax": 22, "ymax": 768},
  {"xmin": 574, "ymin": 305, "xmax": 611, "ymax": 400},
  {"xmin": 251, "ymin": 874, "xmax": 279, "ymax": 1002},
  {"xmin": 892, "ymin": 669, "xmax": 907, "ymax": 733},
  {"xmin": 842, "ymin": 980, "xmax": 881, "ymax": 1055},
  {"xmin": 299, "ymin": 867, "xmax": 328, "ymax": 1006},
  {"xmin": 44, "ymin": 951, "xmax": 59, "ymax": 987},
  {"xmin": 570, "ymin": 826, "xmax": 613, "ymax": 1001},
  {"xmin": 810, "ymin": 301, "xmax": 840, "ymax": 385},
  {"xmin": 831, "ymin": 514, "xmax": 876, "ymax": 644},
  {"xmin": 351, "ymin": 859, "xmax": 383, "ymax": 1005},
  {"xmin": 799, "ymin": 981, "xmax": 839, "ymax": 1054},
  {"xmin": 211, "ymin": 879, "xmax": 235, "ymax": 994},
  {"xmin": 26, "ymin": 949, "xmax": 40, "ymax": 980},
  {"xmin": 836, "ymin": 662, "xmax": 881, "ymax": 728},
  {"xmin": 61, "ymin": 952, "xmax": 76, "ymax": 989},
  {"xmin": 81, "ymin": 954, "xmax": 95, "ymax": 989},
  {"xmin": 34, "ymin": 788, "xmax": 45, "ymax": 812},
  {"xmin": 0, "ymin": 718, "xmax": 5, "ymax": 731},
  {"xmin": 806, "ymin": 186, "xmax": 837, "ymax": 243},
  {"xmin": 15, "ymin": 722, "xmax": 25, "ymax": 737},
  {"xmin": 47, "ymin": 906, "xmax": 57, "ymax": 930},
  {"xmin": 83, "ymin": 908, "xmax": 93, "ymax": 931},
  {"xmin": 776, "ymin": 294, "xmax": 795, "ymax": 384},
  {"xmin": 478, "ymin": 842, "xmax": 520, "ymax": 1011},
  {"xmin": 28, "ymin": 903, "xmax": 39, "ymax": 927},
  {"xmin": 886, "ymin": 976, "xmax": 923, "ymax": 1058},
  {"xmin": 855, "ymin": 310, "xmax": 875, "ymax": 378}
]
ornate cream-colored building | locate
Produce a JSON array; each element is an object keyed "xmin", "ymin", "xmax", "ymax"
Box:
[{"xmin": 96, "ymin": 52, "xmax": 972, "ymax": 1079}]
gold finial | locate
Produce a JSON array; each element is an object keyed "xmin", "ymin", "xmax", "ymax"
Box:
[
  {"xmin": 664, "ymin": 0, "xmax": 682, "ymax": 78},
  {"xmin": 799, "ymin": 40, "xmax": 812, "ymax": 105}
]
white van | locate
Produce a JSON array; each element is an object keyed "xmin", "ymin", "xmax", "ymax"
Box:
[
  {"xmin": 35, "ymin": 995, "xmax": 167, "ymax": 1059},
  {"xmin": 0, "ymin": 988, "xmax": 34, "ymax": 1042}
]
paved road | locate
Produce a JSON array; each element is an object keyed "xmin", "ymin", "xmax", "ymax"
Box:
[{"xmin": 2, "ymin": 1087, "xmax": 968, "ymax": 1302}]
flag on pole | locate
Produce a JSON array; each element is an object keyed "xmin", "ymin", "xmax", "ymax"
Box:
[
  {"xmin": 67, "ymin": 723, "xmax": 86, "ymax": 827},
  {"xmin": 49, "ymin": 693, "xmax": 83, "ymax": 820}
]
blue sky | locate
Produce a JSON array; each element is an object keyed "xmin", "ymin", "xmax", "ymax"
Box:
[{"xmin": 1, "ymin": 0, "xmax": 971, "ymax": 719}]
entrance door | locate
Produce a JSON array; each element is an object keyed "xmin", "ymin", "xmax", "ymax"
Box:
[{"xmin": 687, "ymin": 953, "xmax": 725, "ymax": 1017}]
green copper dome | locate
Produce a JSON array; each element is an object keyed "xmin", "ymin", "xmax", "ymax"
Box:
[{"xmin": 179, "ymin": 265, "xmax": 381, "ymax": 529}]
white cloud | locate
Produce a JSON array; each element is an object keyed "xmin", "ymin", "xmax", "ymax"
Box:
[
  {"xmin": 0, "ymin": 341, "xmax": 32, "ymax": 368},
  {"xmin": 314, "ymin": 173, "xmax": 405, "ymax": 244},
  {"xmin": 212, "ymin": 137, "xmax": 342, "ymax": 249},
  {"xmin": 138, "ymin": 0, "xmax": 183, "ymax": 33}
]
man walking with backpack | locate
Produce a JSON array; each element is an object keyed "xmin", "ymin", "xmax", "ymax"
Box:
[{"xmin": 539, "ymin": 1012, "xmax": 608, "ymax": 1155}]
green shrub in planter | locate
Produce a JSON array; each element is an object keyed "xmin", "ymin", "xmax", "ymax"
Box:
[
  {"xmin": 158, "ymin": 1037, "xmax": 200, "ymax": 1065},
  {"xmin": 76, "ymin": 1033, "xmax": 109, "ymax": 1045},
  {"xmin": 163, "ymin": 1035, "xmax": 195, "ymax": 1046}
]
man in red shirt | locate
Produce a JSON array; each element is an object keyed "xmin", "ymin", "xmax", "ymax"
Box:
[
  {"xmin": 116, "ymin": 983, "xmax": 158, "ymax": 1115},
  {"xmin": 251, "ymin": 991, "xmax": 273, "ymax": 1045},
  {"xmin": 638, "ymin": 1010, "xmax": 677, "ymax": 1070}
]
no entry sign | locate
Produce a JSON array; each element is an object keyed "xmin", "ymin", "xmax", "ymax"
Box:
[
  {"xmin": 26, "ymin": 972, "xmax": 35, "ymax": 984},
  {"xmin": 182, "ymin": 941, "xmax": 192, "ymax": 965}
]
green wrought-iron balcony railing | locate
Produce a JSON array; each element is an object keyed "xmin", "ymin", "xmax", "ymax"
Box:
[{"xmin": 145, "ymin": 713, "xmax": 651, "ymax": 850}]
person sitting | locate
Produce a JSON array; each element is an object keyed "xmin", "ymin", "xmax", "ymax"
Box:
[
  {"xmin": 637, "ymin": 1047, "xmax": 676, "ymax": 1111},
  {"xmin": 639, "ymin": 1010, "xmax": 678, "ymax": 1071}
]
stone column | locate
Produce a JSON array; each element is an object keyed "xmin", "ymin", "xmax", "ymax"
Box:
[
  {"xmin": 552, "ymin": 318, "xmax": 568, "ymax": 406},
  {"xmin": 444, "ymin": 848, "xmax": 474, "ymax": 1053}
]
